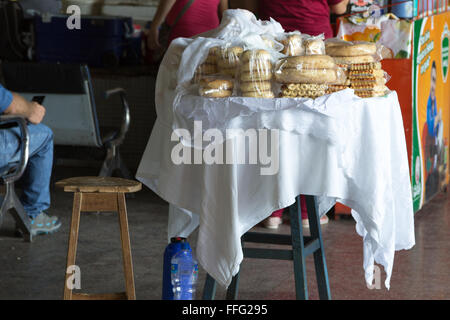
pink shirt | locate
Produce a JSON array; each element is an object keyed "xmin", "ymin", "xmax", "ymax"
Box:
[
  {"xmin": 166, "ymin": 0, "xmax": 221, "ymax": 43},
  {"xmin": 259, "ymin": 0, "xmax": 343, "ymax": 39}
]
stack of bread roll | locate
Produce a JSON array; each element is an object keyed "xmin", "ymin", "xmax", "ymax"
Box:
[
  {"xmin": 194, "ymin": 46, "xmax": 219, "ymax": 82},
  {"xmin": 326, "ymin": 41, "xmax": 388, "ymax": 97},
  {"xmin": 199, "ymin": 76, "xmax": 234, "ymax": 98},
  {"xmin": 274, "ymin": 55, "xmax": 339, "ymax": 98},
  {"xmin": 239, "ymin": 49, "xmax": 274, "ymax": 98},
  {"xmin": 217, "ymin": 46, "xmax": 244, "ymax": 78}
]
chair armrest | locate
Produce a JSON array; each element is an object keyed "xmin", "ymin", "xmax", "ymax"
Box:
[
  {"xmin": 0, "ymin": 115, "xmax": 29, "ymax": 183},
  {"xmin": 103, "ymin": 88, "xmax": 130, "ymax": 147}
]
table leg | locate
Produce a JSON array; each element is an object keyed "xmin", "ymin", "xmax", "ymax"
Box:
[
  {"xmin": 290, "ymin": 196, "xmax": 308, "ymax": 300},
  {"xmin": 305, "ymin": 195, "xmax": 331, "ymax": 300},
  {"xmin": 202, "ymin": 274, "xmax": 217, "ymax": 300}
]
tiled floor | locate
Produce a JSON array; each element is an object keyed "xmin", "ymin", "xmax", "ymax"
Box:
[{"xmin": 0, "ymin": 168, "xmax": 449, "ymax": 300}]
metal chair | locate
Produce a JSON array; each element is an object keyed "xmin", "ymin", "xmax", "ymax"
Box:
[
  {"xmin": 202, "ymin": 195, "xmax": 331, "ymax": 300},
  {"xmin": 1, "ymin": 62, "xmax": 132, "ymax": 178},
  {"xmin": 0, "ymin": 115, "xmax": 32, "ymax": 242}
]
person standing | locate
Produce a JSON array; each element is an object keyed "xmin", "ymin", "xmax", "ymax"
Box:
[
  {"xmin": 258, "ymin": 0, "xmax": 349, "ymax": 39},
  {"xmin": 147, "ymin": 0, "xmax": 228, "ymax": 51},
  {"xmin": 258, "ymin": 0, "xmax": 349, "ymax": 229}
]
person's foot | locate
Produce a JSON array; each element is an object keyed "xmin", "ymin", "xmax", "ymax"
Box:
[
  {"xmin": 302, "ymin": 215, "xmax": 329, "ymax": 228},
  {"xmin": 262, "ymin": 216, "xmax": 283, "ymax": 229},
  {"xmin": 20, "ymin": 212, "xmax": 62, "ymax": 236}
]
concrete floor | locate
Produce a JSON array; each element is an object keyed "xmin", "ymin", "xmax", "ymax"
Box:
[{"xmin": 0, "ymin": 167, "xmax": 449, "ymax": 300}]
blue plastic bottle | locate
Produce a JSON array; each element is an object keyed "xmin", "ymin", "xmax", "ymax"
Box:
[
  {"xmin": 171, "ymin": 243, "xmax": 199, "ymax": 300},
  {"xmin": 162, "ymin": 237, "xmax": 191, "ymax": 300}
]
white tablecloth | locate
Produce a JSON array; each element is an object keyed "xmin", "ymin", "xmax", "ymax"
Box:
[
  {"xmin": 136, "ymin": 10, "xmax": 415, "ymax": 290},
  {"xmin": 136, "ymin": 88, "xmax": 415, "ymax": 289}
]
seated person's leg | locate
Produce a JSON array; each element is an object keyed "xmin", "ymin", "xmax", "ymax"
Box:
[
  {"xmin": 2, "ymin": 123, "xmax": 59, "ymax": 233},
  {"xmin": 17, "ymin": 124, "xmax": 54, "ymax": 218}
]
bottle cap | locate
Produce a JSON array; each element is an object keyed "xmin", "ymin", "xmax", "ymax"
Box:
[{"xmin": 170, "ymin": 237, "xmax": 187, "ymax": 243}]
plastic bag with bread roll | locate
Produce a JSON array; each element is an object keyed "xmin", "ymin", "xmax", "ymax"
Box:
[
  {"xmin": 273, "ymin": 55, "xmax": 347, "ymax": 85},
  {"xmin": 303, "ymin": 34, "xmax": 326, "ymax": 55},
  {"xmin": 276, "ymin": 31, "xmax": 305, "ymax": 57},
  {"xmin": 216, "ymin": 44, "xmax": 244, "ymax": 78},
  {"xmin": 198, "ymin": 75, "xmax": 235, "ymax": 98},
  {"xmin": 238, "ymin": 49, "xmax": 275, "ymax": 98},
  {"xmin": 325, "ymin": 38, "xmax": 384, "ymax": 62}
]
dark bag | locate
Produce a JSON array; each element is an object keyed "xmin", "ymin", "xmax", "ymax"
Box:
[
  {"xmin": 0, "ymin": 0, "xmax": 29, "ymax": 61},
  {"xmin": 152, "ymin": 0, "xmax": 195, "ymax": 62}
]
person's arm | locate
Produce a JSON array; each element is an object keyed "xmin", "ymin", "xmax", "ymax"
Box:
[
  {"xmin": 3, "ymin": 93, "xmax": 46, "ymax": 124},
  {"xmin": 147, "ymin": 0, "xmax": 177, "ymax": 50},
  {"xmin": 330, "ymin": 0, "xmax": 349, "ymax": 15},
  {"xmin": 218, "ymin": 0, "xmax": 228, "ymax": 20}
]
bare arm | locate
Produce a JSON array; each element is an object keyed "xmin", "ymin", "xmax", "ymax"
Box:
[
  {"xmin": 148, "ymin": 0, "xmax": 177, "ymax": 50},
  {"xmin": 218, "ymin": 0, "xmax": 228, "ymax": 20},
  {"xmin": 330, "ymin": 0, "xmax": 349, "ymax": 15},
  {"xmin": 3, "ymin": 93, "xmax": 46, "ymax": 124}
]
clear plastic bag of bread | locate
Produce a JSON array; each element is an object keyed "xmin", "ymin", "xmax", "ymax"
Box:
[
  {"xmin": 276, "ymin": 31, "xmax": 305, "ymax": 56},
  {"xmin": 303, "ymin": 34, "xmax": 326, "ymax": 55},
  {"xmin": 273, "ymin": 54, "xmax": 347, "ymax": 85},
  {"xmin": 239, "ymin": 48, "xmax": 275, "ymax": 98},
  {"xmin": 325, "ymin": 39, "xmax": 384, "ymax": 63},
  {"xmin": 198, "ymin": 75, "xmax": 235, "ymax": 98},
  {"xmin": 193, "ymin": 46, "xmax": 221, "ymax": 83},
  {"xmin": 261, "ymin": 35, "xmax": 284, "ymax": 53},
  {"xmin": 216, "ymin": 44, "xmax": 244, "ymax": 78}
]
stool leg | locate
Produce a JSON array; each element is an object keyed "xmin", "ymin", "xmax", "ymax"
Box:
[
  {"xmin": 117, "ymin": 192, "xmax": 136, "ymax": 300},
  {"xmin": 304, "ymin": 195, "xmax": 331, "ymax": 300},
  {"xmin": 202, "ymin": 274, "xmax": 217, "ymax": 300},
  {"xmin": 290, "ymin": 196, "xmax": 308, "ymax": 300},
  {"xmin": 226, "ymin": 273, "xmax": 240, "ymax": 300},
  {"xmin": 64, "ymin": 192, "xmax": 82, "ymax": 300}
]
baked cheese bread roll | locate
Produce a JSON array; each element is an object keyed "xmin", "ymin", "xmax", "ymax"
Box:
[
  {"xmin": 241, "ymin": 49, "xmax": 272, "ymax": 63},
  {"xmin": 196, "ymin": 63, "xmax": 217, "ymax": 75},
  {"xmin": 275, "ymin": 68, "xmax": 337, "ymax": 84},
  {"xmin": 279, "ymin": 34, "xmax": 305, "ymax": 56},
  {"xmin": 240, "ymin": 60, "xmax": 272, "ymax": 73},
  {"xmin": 217, "ymin": 46, "xmax": 244, "ymax": 60},
  {"xmin": 326, "ymin": 42, "xmax": 377, "ymax": 57},
  {"xmin": 199, "ymin": 78, "xmax": 234, "ymax": 90},
  {"xmin": 240, "ymin": 81, "xmax": 272, "ymax": 92},
  {"xmin": 200, "ymin": 88, "xmax": 233, "ymax": 98},
  {"xmin": 304, "ymin": 38, "xmax": 325, "ymax": 55},
  {"xmin": 276, "ymin": 55, "xmax": 336, "ymax": 70},
  {"xmin": 240, "ymin": 70, "xmax": 273, "ymax": 81}
]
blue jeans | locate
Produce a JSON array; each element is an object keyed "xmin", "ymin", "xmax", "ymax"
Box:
[{"xmin": 0, "ymin": 123, "xmax": 53, "ymax": 218}]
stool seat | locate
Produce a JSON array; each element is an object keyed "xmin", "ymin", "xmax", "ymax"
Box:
[
  {"xmin": 58, "ymin": 176, "xmax": 140, "ymax": 300},
  {"xmin": 55, "ymin": 176, "xmax": 141, "ymax": 193}
]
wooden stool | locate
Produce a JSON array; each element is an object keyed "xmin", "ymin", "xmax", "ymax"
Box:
[{"xmin": 56, "ymin": 176, "xmax": 142, "ymax": 300}]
